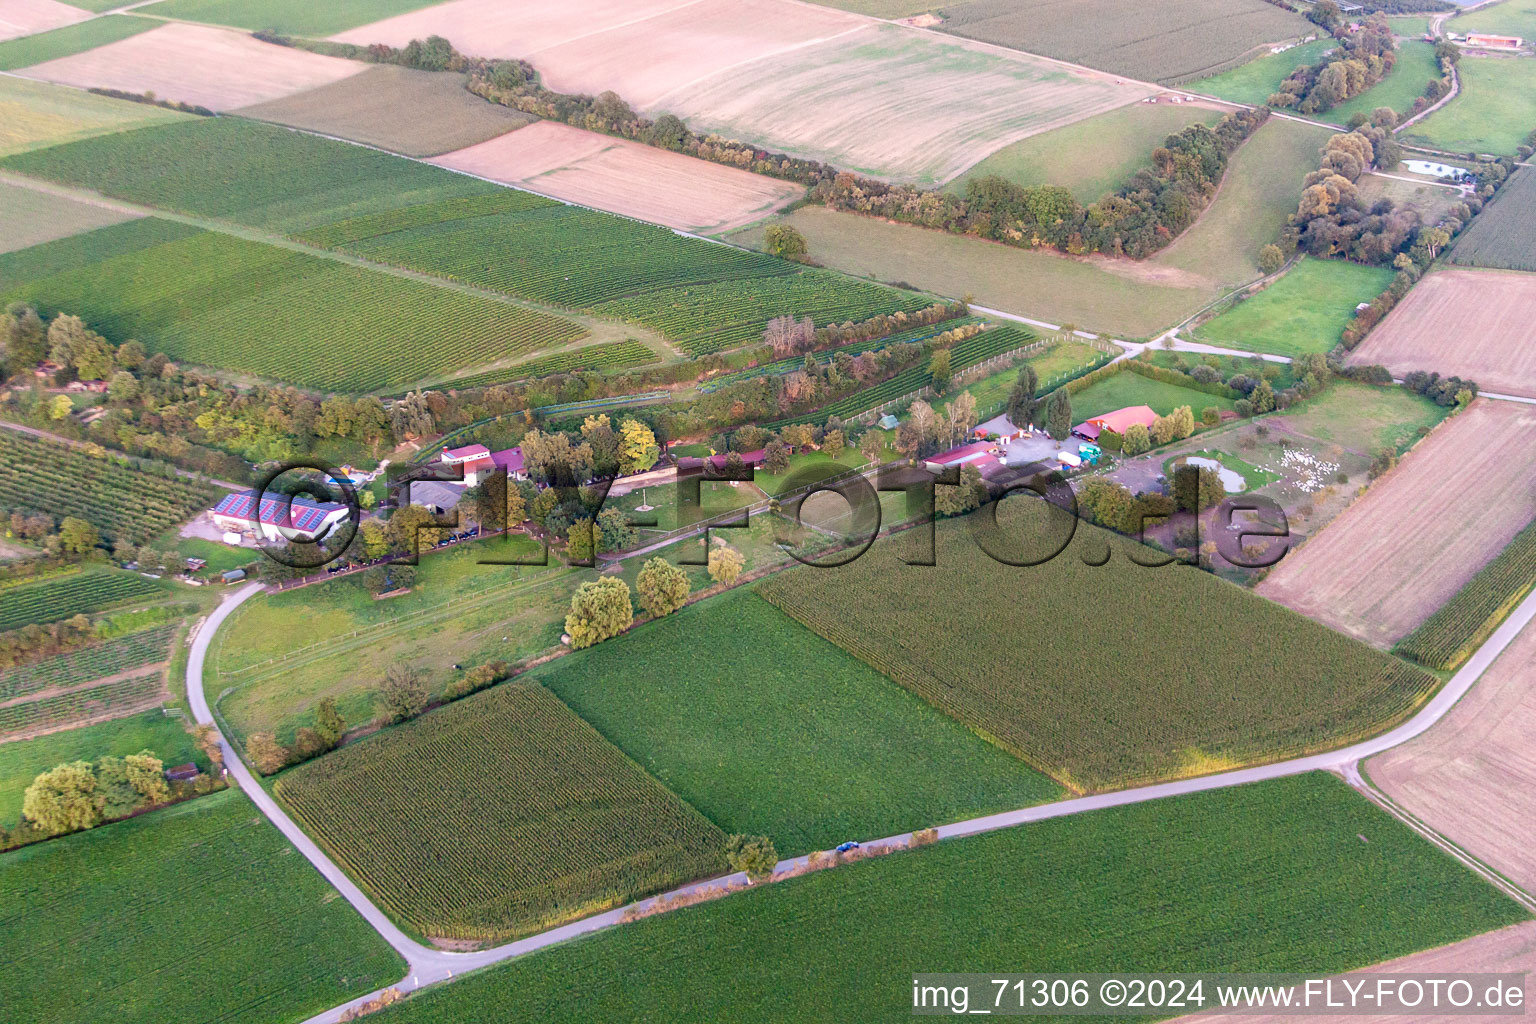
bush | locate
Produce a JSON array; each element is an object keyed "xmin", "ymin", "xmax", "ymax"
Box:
[
  {"xmin": 1201, "ymin": 406, "xmax": 1221, "ymax": 426},
  {"xmin": 1258, "ymin": 243, "xmax": 1285, "ymax": 274},
  {"xmin": 245, "ymin": 732, "xmax": 290, "ymax": 775},
  {"xmin": 376, "ymin": 664, "xmax": 430, "ymax": 725}
]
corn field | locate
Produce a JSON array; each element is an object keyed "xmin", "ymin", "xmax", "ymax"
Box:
[
  {"xmin": 1398, "ymin": 519, "xmax": 1536, "ymax": 670},
  {"xmin": 756, "ymin": 504, "xmax": 1440, "ymax": 792},
  {"xmin": 276, "ymin": 683, "xmax": 726, "ymax": 943}
]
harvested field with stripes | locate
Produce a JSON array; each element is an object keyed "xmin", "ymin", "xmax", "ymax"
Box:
[
  {"xmin": 332, "ymin": 0, "xmax": 868, "ymax": 107},
  {"xmin": 18, "ymin": 22, "xmax": 364, "ymax": 111},
  {"xmin": 0, "ymin": 0, "xmax": 90, "ymax": 43},
  {"xmin": 1346, "ymin": 269, "xmax": 1536, "ymax": 399},
  {"xmin": 1258, "ymin": 401, "xmax": 1536, "ymax": 648},
  {"xmin": 1370, "ymin": 619, "xmax": 1536, "ymax": 896},
  {"xmin": 430, "ymin": 121, "xmax": 805, "ymax": 234},
  {"xmin": 276, "ymin": 682, "xmax": 727, "ymax": 944}
]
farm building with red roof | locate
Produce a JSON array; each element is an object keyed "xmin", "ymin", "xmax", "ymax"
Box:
[{"xmin": 1072, "ymin": 405, "xmax": 1157, "ymax": 441}]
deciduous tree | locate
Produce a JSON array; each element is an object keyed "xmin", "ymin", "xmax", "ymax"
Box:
[
  {"xmin": 23, "ymin": 760, "xmax": 99, "ymax": 834},
  {"xmin": 707, "ymin": 545, "xmax": 744, "ymax": 586},
  {"xmin": 565, "ymin": 576, "xmax": 632, "ymax": 648},
  {"xmin": 636, "ymin": 556, "xmax": 689, "ymax": 618}
]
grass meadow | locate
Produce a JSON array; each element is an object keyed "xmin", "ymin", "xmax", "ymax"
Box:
[
  {"xmin": 1188, "ymin": 38, "xmax": 1334, "ymax": 106},
  {"xmin": 0, "ymin": 788, "xmax": 404, "ymax": 1024},
  {"xmin": 0, "ymin": 181, "xmax": 137, "ymax": 254},
  {"xmin": 353, "ymin": 774, "xmax": 1529, "ymax": 1023},
  {"xmin": 947, "ymin": 103, "xmax": 1225, "ymax": 202},
  {"xmin": 0, "ymin": 76, "xmax": 188, "ymax": 158},
  {"xmin": 757, "ymin": 504, "xmax": 1439, "ymax": 791},
  {"xmin": 1318, "ymin": 41, "xmax": 1441, "ymax": 127},
  {"xmin": 0, "ymin": 14, "xmax": 156, "ymax": 71},
  {"xmin": 1068, "ymin": 370, "xmax": 1236, "ymax": 421},
  {"xmin": 0, "ymin": 708, "xmax": 200, "ymax": 827},
  {"xmin": 1273, "ymin": 379, "xmax": 1448, "ymax": 455},
  {"xmin": 532, "ymin": 589, "xmax": 1060, "ymax": 856},
  {"xmin": 1194, "ymin": 258, "xmax": 1395, "ymax": 357},
  {"xmin": 1405, "ymin": 57, "xmax": 1536, "ymax": 155}
]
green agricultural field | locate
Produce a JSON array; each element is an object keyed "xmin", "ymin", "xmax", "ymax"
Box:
[
  {"xmin": 1398, "ymin": 518, "xmax": 1536, "ymax": 671},
  {"xmin": 1152, "ymin": 116, "xmax": 1337, "ymax": 288},
  {"xmin": 0, "ymin": 431, "xmax": 219, "ymax": 547},
  {"xmin": 0, "ymin": 569, "xmax": 165, "ymax": 632},
  {"xmin": 357, "ymin": 774, "xmax": 1529, "ymax": 1024},
  {"xmin": 733, "ymin": 206, "xmax": 1209, "ymax": 338},
  {"xmin": 0, "ymin": 670, "xmax": 167, "ymax": 739},
  {"xmin": 1, "ymin": 118, "xmax": 928, "ymax": 351},
  {"xmin": 0, "ymin": 623, "xmax": 175, "ymax": 704},
  {"xmin": 1194, "ymin": 258, "xmax": 1395, "ymax": 357},
  {"xmin": 1453, "ymin": 0, "xmax": 1536, "ymax": 42},
  {"xmin": 1068, "ymin": 369, "xmax": 1237, "ymax": 421},
  {"xmin": 731, "ymin": 116, "xmax": 1331, "ymax": 338},
  {"xmin": 134, "ymin": 0, "xmax": 445, "ymax": 36},
  {"xmin": 1187, "ymin": 38, "xmax": 1336, "ymax": 105},
  {"xmin": 757, "ymin": 504, "xmax": 1440, "ymax": 791},
  {"xmin": 0, "ymin": 76, "xmax": 189, "ymax": 158},
  {"xmin": 0, "ymin": 788, "xmax": 405, "ymax": 1024},
  {"xmin": 936, "ymin": 340, "xmax": 1108, "ymax": 415},
  {"xmin": 236, "ymin": 66, "xmax": 536, "ymax": 158},
  {"xmin": 0, "ymin": 117, "xmax": 492, "ymax": 232},
  {"xmin": 531, "ymin": 590, "xmax": 1058, "ymax": 856},
  {"xmin": 207, "ymin": 520, "xmax": 803, "ymax": 744},
  {"xmin": 277, "ymin": 682, "xmax": 727, "ymax": 944},
  {"xmin": 0, "ymin": 181, "xmax": 138, "ymax": 254},
  {"xmin": 947, "ymin": 103, "xmax": 1225, "ymax": 203},
  {"xmin": 933, "ymin": 0, "xmax": 1313, "ymax": 82},
  {"xmin": 1273, "ymin": 379, "xmax": 1448, "ymax": 455},
  {"xmin": 0, "ymin": 217, "xmax": 585, "ymax": 391},
  {"xmin": 418, "ymin": 339, "xmax": 656, "ymax": 392},
  {"xmin": 1449, "ymin": 165, "xmax": 1536, "ymax": 271},
  {"xmin": 1405, "ymin": 57, "xmax": 1536, "ymax": 155},
  {"xmin": 772, "ymin": 324, "xmax": 1040, "ymax": 425},
  {"xmin": 1318, "ymin": 41, "xmax": 1441, "ymax": 127},
  {"xmin": 0, "ymin": 14, "xmax": 156, "ymax": 71},
  {"xmin": 0, "ymin": 705, "xmax": 196, "ymax": 826}
]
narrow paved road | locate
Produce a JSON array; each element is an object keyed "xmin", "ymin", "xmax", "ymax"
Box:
[{"xmin": 183, "ymin": 573, "xmax": 1536, "ymax": 1022}]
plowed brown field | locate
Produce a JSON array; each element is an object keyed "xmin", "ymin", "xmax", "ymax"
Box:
[
  {"xmin": 430, "ymin": 121, "xmax": 803, "ymax": 233},
  {"xmin": 331, "ymin": 0, "xmax": 866, "ymax": 106},
  {"xmin": 0, "ymin": 0, "xmax": 89, "ymax": 44},
  {"xmin": 1347, "ymin": 268, "xmax": 1536, "ymax": 399},
  {"xmin": 20, "ymin": 22, "xmax": 365, "ymax": 110},
  {"xmin": 1370, "ymin": 617, "xmax": 1536, "ymax": 892},
  {"xmin": 1257, "ymin": 400, "xmax": 1536, "ymax": 647}
]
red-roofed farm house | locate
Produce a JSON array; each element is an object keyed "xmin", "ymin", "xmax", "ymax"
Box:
[
  {"xmin": 440, "ymin": 444, "xmax": 525, "ymax": 485},
  {"xmin": 1072, "ymin": 405, "xmax": 1157, "ymax": 442},
  {"xmin": 210, "ymin": 491, "xmax": 349, "ymax": 543}
]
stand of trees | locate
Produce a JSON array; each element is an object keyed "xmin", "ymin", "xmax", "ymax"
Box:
[
  {"xmin": 1274, "ymin": 13, "xmax": 1397, "ymax": 115},
  {"xmin": 814, "ymin": 109, "xmax": 1270, "ymax": 260}
]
